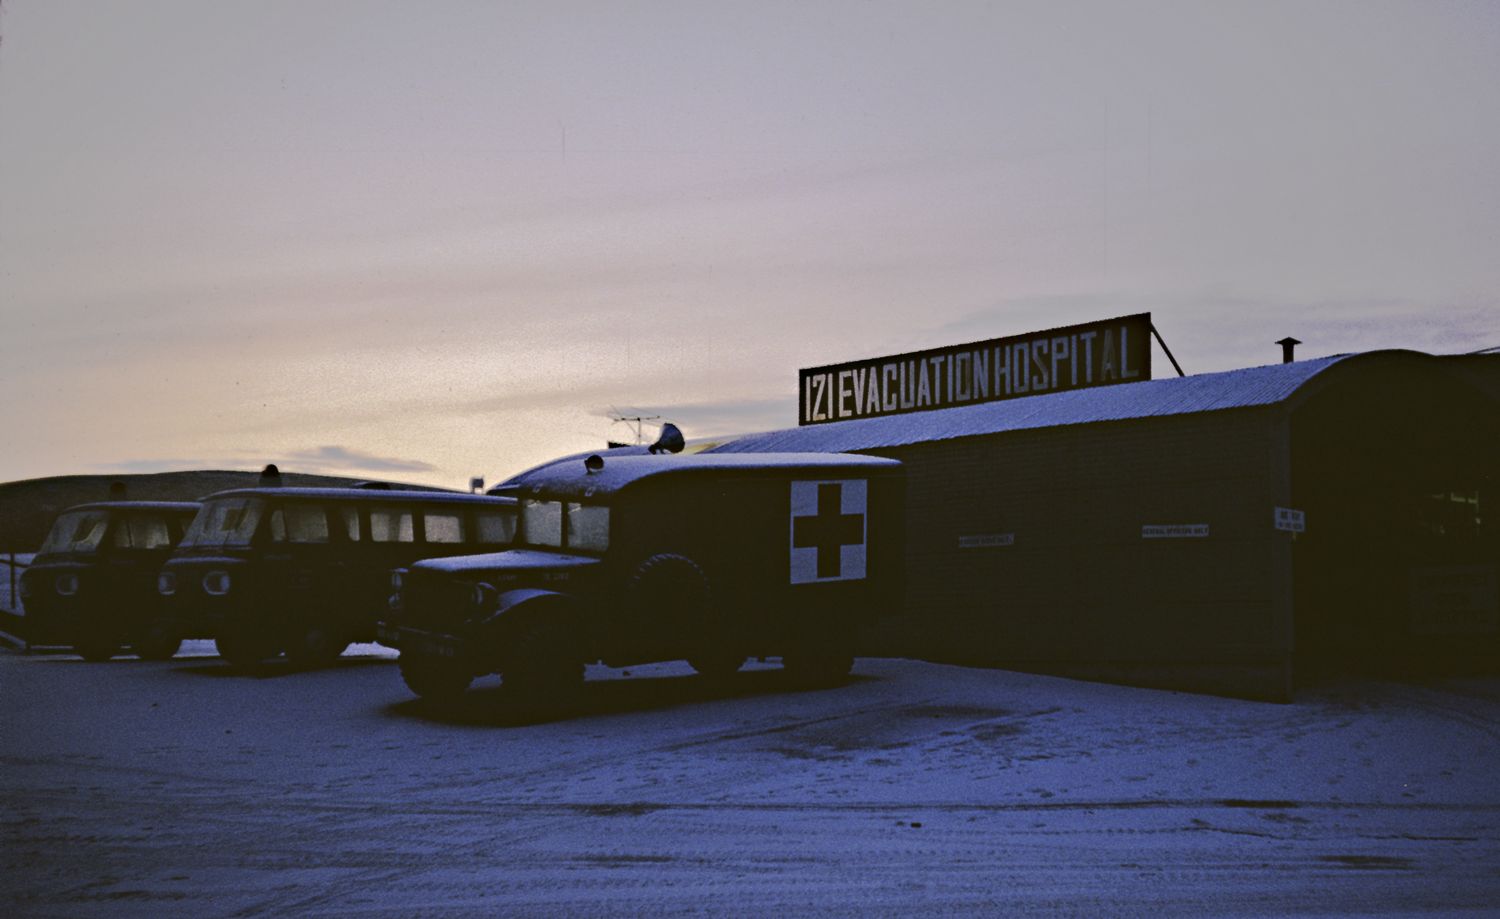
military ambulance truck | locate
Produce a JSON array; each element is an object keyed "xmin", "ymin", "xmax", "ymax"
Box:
[{"xmin": 378, "ymin": 452, "xmax": 904, "ymax": 707}]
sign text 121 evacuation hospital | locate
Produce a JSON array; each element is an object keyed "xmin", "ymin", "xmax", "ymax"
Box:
[{"xmin": 799, "ymin": 313, "xmax": 1152, "ymax": 425}]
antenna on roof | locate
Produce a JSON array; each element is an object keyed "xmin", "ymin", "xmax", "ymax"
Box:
[{"xmin": 608, "ymin": 412, "xmax": 661, "ymax": 446}]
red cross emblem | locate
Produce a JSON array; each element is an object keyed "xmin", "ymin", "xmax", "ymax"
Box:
[{"xmin": 790, "ymin": 480, "xmax": 867, "ymax": 583}]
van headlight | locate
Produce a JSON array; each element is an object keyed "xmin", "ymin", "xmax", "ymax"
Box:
[
  {"xmin": 55, "ymin": 573, "xmax": 79, "ymax": 597},
  {"xmin": 157, "ymin": 571, "xmax": 178, "ymax": 596},
  {"xmin": 202, "ymin": 570, "xmax": 232, "ymax": 596}
]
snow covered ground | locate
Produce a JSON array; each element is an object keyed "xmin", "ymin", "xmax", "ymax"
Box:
[{"xmin": 2, "ymin": 643, "xmax": 1498, "ymax": 917}]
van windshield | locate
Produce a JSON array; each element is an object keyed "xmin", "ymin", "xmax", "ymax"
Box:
[
  {"xmin": 112, "ymin": 514, "xmax": 175, "ymax": 550},
  {"xmin": 39, "ymin": 510, "xmax": 111, "ymax": 555},
  {"xmin": 181, "ymin": 498, "xmax": 265, "ymax": 549}
]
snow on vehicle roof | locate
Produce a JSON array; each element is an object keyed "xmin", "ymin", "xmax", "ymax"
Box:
[
  {"xmin": 708, "ymin": 352, "xmax": 1371, "ymax": 454},
  {"xmin": 491, "ymin": 434, "xmax": 748, "ymax": 493},
  {"xmin": 60, "ymin": 501, "xmax": 202, "ymax": 513},
  {"xmin": 199, "ymin": 487, "xmax": 516, "ymax": 506},
  {"xmin": 509, "ymin": 452, "xmax": 900, "ymax": 498}
]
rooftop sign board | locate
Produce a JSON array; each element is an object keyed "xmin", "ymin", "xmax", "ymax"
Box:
[{"xmin": 799, "ymin": 313, "xmax": 1152, "ymax": 426}]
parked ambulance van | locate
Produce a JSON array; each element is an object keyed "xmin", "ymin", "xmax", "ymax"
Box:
[
  {"xmin": 156, "ymin": 488, "xmax": 517, "ymax": 667},
  {"xmin": 20, "ymin": 501, "xmax": 200, "ymax": 661}
]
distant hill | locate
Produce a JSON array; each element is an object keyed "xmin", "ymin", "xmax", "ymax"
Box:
[{"xmin": 0, "ymin": 470, "xmax": 453, "ymax": 552}]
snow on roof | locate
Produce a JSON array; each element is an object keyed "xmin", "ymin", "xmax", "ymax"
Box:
[
  {"xmin": 710, "ymin": 353, "xmax": 1358, "ymax": 454},
  {"xmin": 508, "ymin": 452, "xmax": 900, "ymax": 498}
]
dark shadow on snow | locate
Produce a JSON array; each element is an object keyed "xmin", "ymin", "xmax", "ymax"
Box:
[
  {"xmin": 172, "ymin": 656, "xmax": 396, "ymax": 678},
  {"xmin": 384, "ymin": 669, "xmax": 880, "ymax": 728}
]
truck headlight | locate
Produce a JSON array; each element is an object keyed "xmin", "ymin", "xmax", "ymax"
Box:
[
  {"xmin": 55, "ymin": 573, "xmax": 79, "ymax": 597},
  {"xmin": 390, "ymin": 570, "xmax": 405, "ymax": 591},
  {"xmin": 202, "ymin": 570, "xmax": 232, "ymax": 596},
  {"xmin": 158, "ymin": 571, "xmax": 178, "ymax": 596}
]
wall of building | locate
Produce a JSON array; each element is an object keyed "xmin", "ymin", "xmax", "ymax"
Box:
[
  {"xmin": 1289, "ymin": 363, "xmax": 1500, "ymax": 679},
  {"xmin": 862, "ymin": 407, "xmax": 1296, "ymax": 700}
]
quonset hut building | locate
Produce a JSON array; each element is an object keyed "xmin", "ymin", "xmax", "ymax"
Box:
[{"xmin": 711, "ymin": 350, "xmax": 1499, "ymax": 700}]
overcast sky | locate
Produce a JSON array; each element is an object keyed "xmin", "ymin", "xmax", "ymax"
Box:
[{"xmin": 1, "ymin": 0, "xmax": 1496, "ymax": 488}]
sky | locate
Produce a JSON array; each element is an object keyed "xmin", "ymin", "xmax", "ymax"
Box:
[{"xmin": 1, "ymin": 0, "xmax": 1497, "ymax": 489}]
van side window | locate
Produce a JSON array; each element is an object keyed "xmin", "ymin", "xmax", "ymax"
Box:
[
  {"xmin": 475, "ymin": 510, "xmax": 516, "ymax": 545},
  {"xmin": 370, "ymin": 509, "xmax": 415, "ymax": 543},
  {"xmin": 269, "ymin": 506, "xmax": 330, "ymax": 544},
  {"xmin": 339, "ymin": 507, "xmax": 360, "ymax": 541},
  {"xmin": 424, "ymin": 513, "xmax": 464, "ymax": 544}
]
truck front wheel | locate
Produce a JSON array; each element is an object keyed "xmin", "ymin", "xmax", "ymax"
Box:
[
  {"xmin": 502, "ymin": 619, "xmax": 584, "ymax": 711},
  {"xmin": 399, "ymin": 652, "xmax": 472, "ymax": 703}
]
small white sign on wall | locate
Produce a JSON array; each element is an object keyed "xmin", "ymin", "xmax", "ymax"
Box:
[
  {"xmin": 1142, "ymin": 524, "xmax": 1210, "ymax": 539},
  {"xmin": 959, "ymin": 533, "xmax": 1014, "ymax": 549},
  {"xmin": 1273, "ymin": 507, "xmax": 1306, "ymax": 533}
]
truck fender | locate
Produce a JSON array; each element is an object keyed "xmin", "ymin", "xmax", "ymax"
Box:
[
  {"xmin": 477, "ymin": 588, "xmax": 577, "ymax": 633},
  {"xmin": 477, "ymin": 588, "xmax": 583, "ymax": 659}
]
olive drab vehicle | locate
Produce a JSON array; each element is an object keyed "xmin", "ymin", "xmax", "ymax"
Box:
[
  {"xmin": 155, "ymin": 488, "xmax": 517, "ymax": 667},
  {"xmin": 19, "ymin": 501, "xmax": 201, "ymax": 661},
  {"xmin": 377, "ymin": 453, "xmax": 904, "ymax": 707}
]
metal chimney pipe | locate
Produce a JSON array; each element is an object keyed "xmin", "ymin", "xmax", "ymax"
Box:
[{"xmin": 1276, "ymin": 337, "xmax": 1302, "ymax": 364}]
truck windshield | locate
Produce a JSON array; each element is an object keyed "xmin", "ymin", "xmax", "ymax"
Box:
[
  {"xmin": 566, "ymin": 503, "xmax": 609, "ymax": 552},
  {"xmin": 521, "ymin": 499, "xmax": 562, "ymax": 547},
  {"xmin": 39, "ymin": 510, "xmax": 111, "ymax": 555},
  {"xmin": 520, "ymin": 499, "xmax": 609, "ymax": 552},
  {"xmin": 180, "ymin": 498, "xmax": 265, "ymax": 549}
]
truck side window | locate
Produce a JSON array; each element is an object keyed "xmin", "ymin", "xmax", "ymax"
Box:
[
  {"xmin": 521, "ymin": 500, "xmax": 562, "ymax": 548},
  {"xmin": 339, "ymin": 508, "xmax": 360, "ymax": 541},
  {"xmin": 565, "ymin": 504, "xmax": 610, "ymax": 552}
]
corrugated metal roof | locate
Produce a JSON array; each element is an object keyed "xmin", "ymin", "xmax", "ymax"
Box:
[{"xmin": 711, "ymin": 353, "xmax": 1357, "ymax": 454}]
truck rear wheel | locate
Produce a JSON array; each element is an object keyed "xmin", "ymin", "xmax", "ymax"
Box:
[
  {"xmin": 782, "ymin": 635, "xmax": 855, "ymax": 688},
  {"xmin": 688, "ymin": 652, "xmax": 745, "ymax": 681},
  {"xmin": 399, "ymin": 652, "xmax": 472, "ymax": 703}
]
